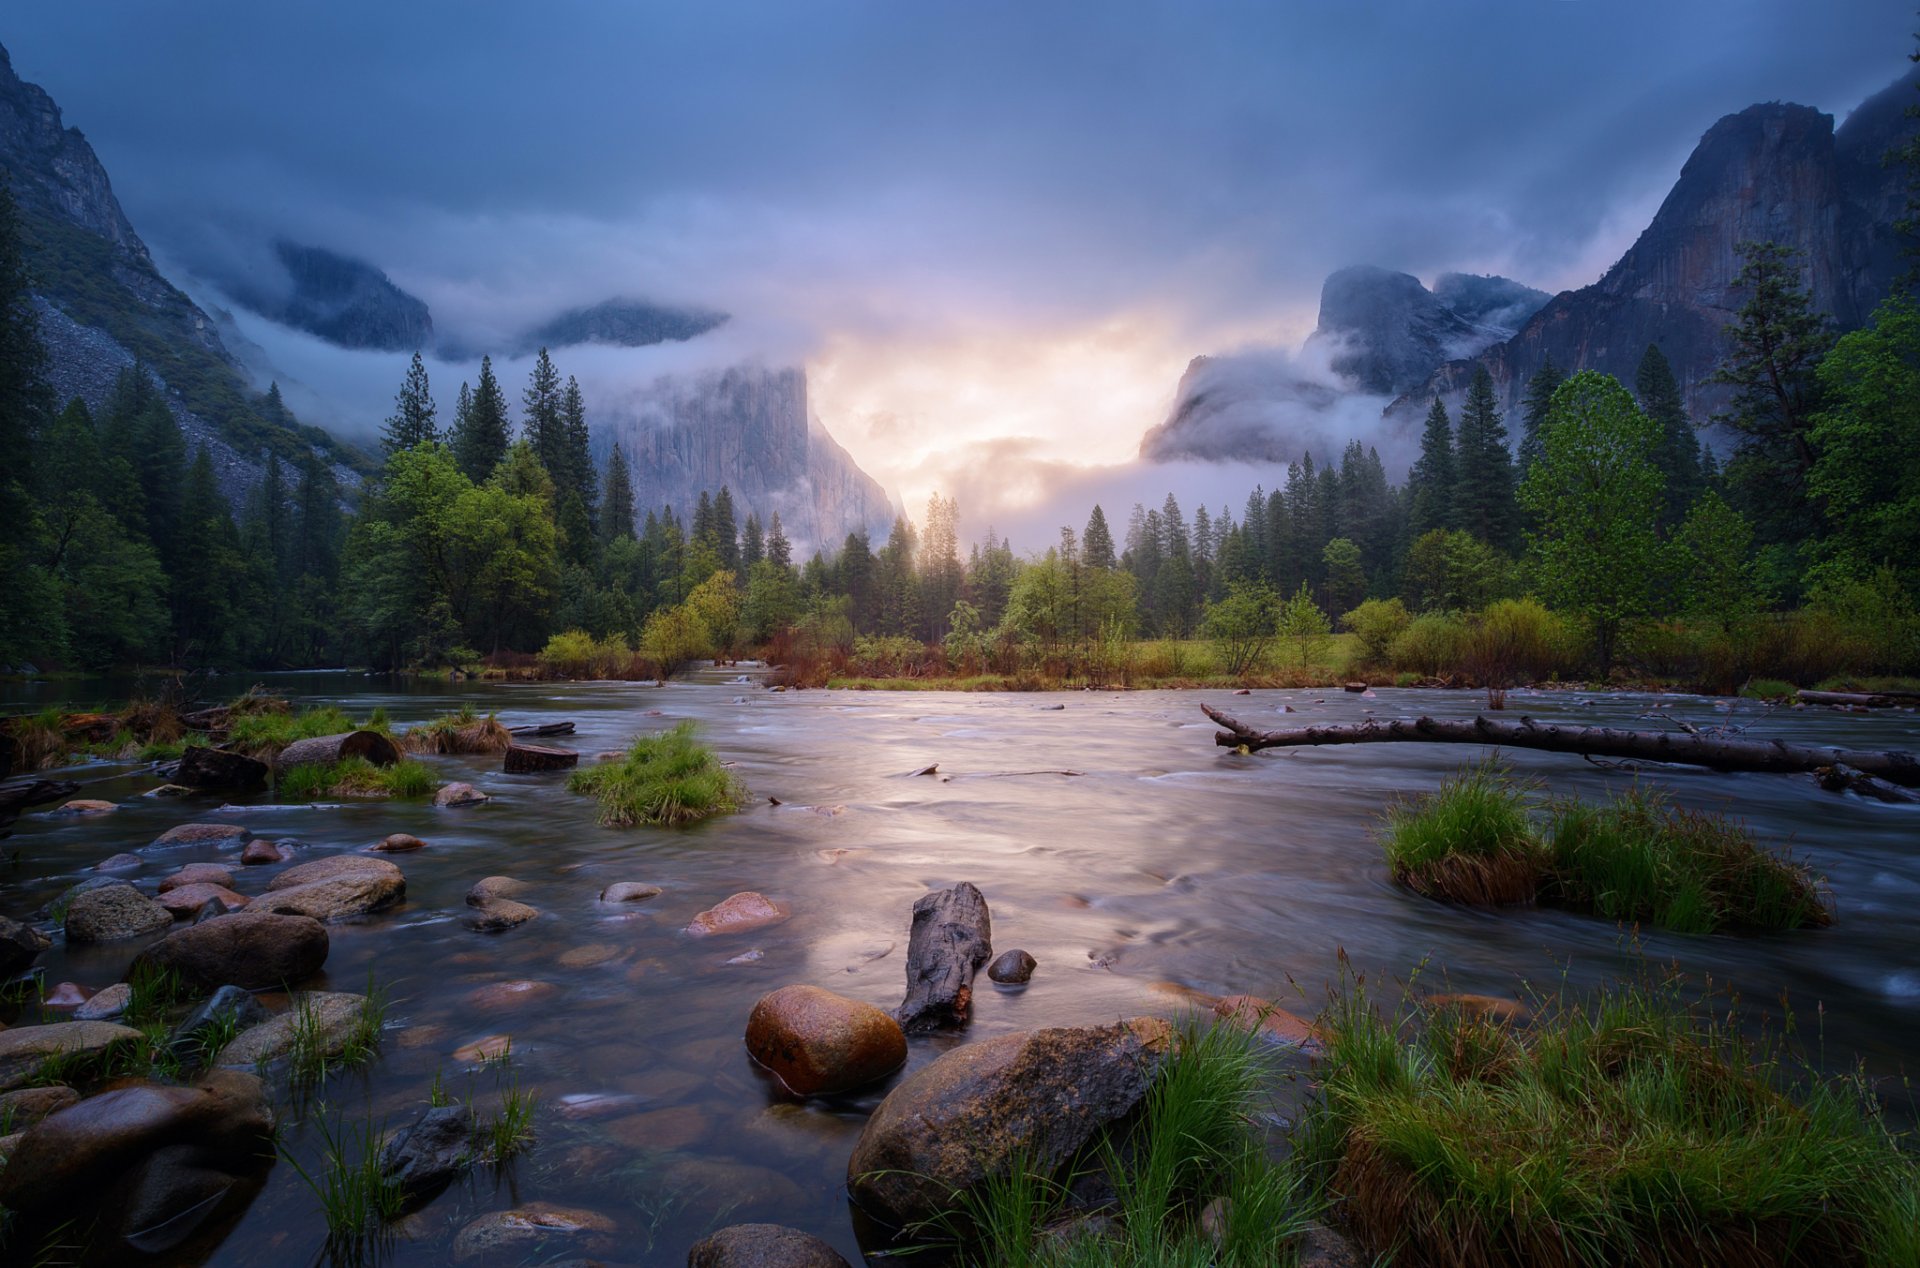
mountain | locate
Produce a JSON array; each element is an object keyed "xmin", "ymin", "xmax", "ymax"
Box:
[
  {"xmin": 223, "ymin": 240, "xmax": 432, "ymax": 352},
  {"xmin": 1394, "ymin": 68, "xmax": 1920, "ymax": 425},
  {"xmin": 1141, "ymin": 266, "xmax": 1545, "ymax": 466},
  {"xmin": 0, "ymin": 42, "xmax": 365, "ymax": 499},
  {"xmin": 520, "ymin": 298, "xmax": 726, "ymax": 354},
  {"xmin": 594, "ymin": 365, "xmax": 895, "ymax": 553}
]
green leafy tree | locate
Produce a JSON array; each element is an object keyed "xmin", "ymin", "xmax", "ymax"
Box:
[
  {"xmin": 381, "ymin": 351, "xmax": 437, "ymax": 453},
  {"xmin": 1342, "ymin": 596, "xmax": 1411, "ymax": 664},
  {"xmin": 1202, "ymin": 579, "xmax": 1279, "ymax": 675},
  {"xmin": 1275, "ymin": 581, "xmax": 1332, "ymax": 672},
  {"xmin": 1670, "ymin": 490, "xmax": 1762, "ymax": 635},
  {"xmin": 1401, "ymin": 529, "xmax": 1512, "ymax": 612},
  {"xmin": 1518, "ymin": 371, "xmax": 1665, "ymax": 676},
  {"xmin": 1807, "ymin": 296, "xmax": 1920, "ymax": 590},
  {"xmin": 1407, "ymin": 398, "xmax": 1456, "ymax": 540}
]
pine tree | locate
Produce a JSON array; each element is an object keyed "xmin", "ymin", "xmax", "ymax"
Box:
[
  {"xmin": 600, "ymin": 441, "xmax": 635, "ymax": 542},
  {"xmin": 1635, "ymin": 343, "xmax": 1703, "ymax": 529},
  {"xmin": 1407, "ymin": 398, "xmax": 1456, "ymax": 540},
  {"xmin": 711, "ymin": 486, "xmax": 740, "ymax": 573},
  {"xmin": 1082, "ymin": 504, "xmax": 1117, "ymax": 569},
  {"xmin": 766, "ymin": 512, "xmax": 793, "ymax": 570},
  {"xmin": 1518, "ymin": 355, "xmax": 1564, "ymax": 475},
  {"xmin": 561, "ymin": 375, "xmax": 595, "ymax": 512},
  {"xmin": 453, "ymin": 356, "xmax": 510, "ymax": 481},
  {"xmin": 1154, "ymin": 493, "xmax": 1195, "ymax": 635},
  {"xmin": 381, "ymin": 351, "xmax": 437, "ymax": 453},
  {"xmin": 1453, "ymin": 365, "xmax": 1519, "ymax": 551},
  {"xmin": 522, "ymin": 348, "xmax": 566, "ymax": 479},
  {"xmin": 741, "ymin": 512, "xmax": 765, "ymax": 569}
]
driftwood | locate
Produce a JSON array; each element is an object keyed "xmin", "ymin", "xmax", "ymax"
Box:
[
  {"xmin": 0, "ymin": 780, "xmax": 79, "ymax": 838},
  {"xmin": 1797, "ymin": 689, "xmax": 1915, "ymax": 709},
  {"xmin": 176, "ymin": 745, "xmax": 268, "ymax": 790},
  {"xmin": 509, "ymin": 721, "xmax": 577, "ymax": 737},
  {"xmin": 274, "ymin": 730, "xmax": 402, "ymax": 771},
  {"xmin": 503, "ymin": 742, "xmax": 579, "ymax": 773},
  {"xmin": 1201, "ymin": 704, "xmax": 1920, "ymax": 788},
  {"xmin": 897, "ymin": 881, "xmax": 993, "ymax": 1034}
]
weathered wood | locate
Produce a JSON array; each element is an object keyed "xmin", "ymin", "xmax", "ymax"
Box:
[
  {"xmin": 503, "ymin": 742, "xmax": 579, "ymax": 773},
  {"xmin": 1796, "ymin": 689, "xmax": 1909, "ymax": 708},
  {"xmin": 508, "ymin": 721, "xmax": 577, "ymax": 737},
  {"xmin": 0, "ymin": 780, "xmax": 79, "ymax": 838},
  {"xmin": 176, "ymin": 745, "xmax": 268, "ymax": 790},
  {"xmin": 1201, "ymin": 704, "xmax": 1920, "ymax": 788},
  {"xmin": 897, "ymin": 881, "xmax": 992, "ymax": 1034},
  {"xmin": 274, "ymin": 730, "xmax": 402, "ymax": 771}
]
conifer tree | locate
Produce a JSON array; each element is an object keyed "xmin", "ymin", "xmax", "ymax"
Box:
[
  {"xmin": 522, "ymin": 348, "xmax": 566, "ymax": 479},
  {"xmin": 1518, "ymin": 355, "xmax": 1564, "ymax": 475},
  {"xmin": 1407, "ymin": 398, "xmax": 1456, "ymax": 541},
  {"xmin": 381, "ymin": 351, "xmax": 437, "ymax": 453},
  {"xmin": 561, "ymin": 375, "xmax": 595, "ymax": 513},
  {"xmin": 1082, "ymin": 504, "xmax": 1116, "ymax": 569},
  {"xmin": 741, "ymin": 512, "xmax": 765, "ymax": 569},
  {"xmin": 1634, "ymin": 343, "xmax": 1703, "ymax": 529},
  {"xmin": 453, "ymin": 356, "xmax": 511, "ymax": 482},
  {"xmin": 711, "ymin": 486, "xmax": 740, "ymax": 573},
  {"xmin": 1453, "ymin": 365, "xmax": 1519, "ymax": 551},
  {"xmin": 600, "ymin": 441, "xmax": 635, "ymax": 543},
  {"xmin": 766, "ymin": 512, "xmax": 792, "ymax": 570}
]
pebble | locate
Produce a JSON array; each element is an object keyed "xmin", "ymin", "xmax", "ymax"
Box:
[
  {"xmin": 988, "ymin": 949, "xmax": 1038, "ymax": 984},
  {"xmin": 74, "ymin": 983, "xmax": 132, "ymax": 1020}
]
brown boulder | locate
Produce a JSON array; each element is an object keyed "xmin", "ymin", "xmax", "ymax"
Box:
[
  {"xmin": 466, "ymin": 875, "xmax": 528, "ymax": 904},
  {"xmin": 258, "ymin": 854, "xmax": 405, "ymax": 921},
  {"xmin": 987, "ymin": 949, "xmax": 1037, "ymax": 984},
  {"xmin": 745, "ymin": 985, "xmax": 906, "ymax": 1097},
  {"xmin": 130, "ymin": 911, "xmax": 329, "ymax": 992},
  {"xmin": 158, "ymin": 883, "xmax": 249, "ymax": 918},
  {"xmin": 451, "ymin": 1202, "xmax": 614, "ymax": 1262},
  {"xmin": 0, "ymin": 1021, "xmax": 143, "ymax": 1091},
  {"xmin": 217, "ymin": 992, "xmax": 369, "ymax": 1065},
  {"xmin": 0, "ymin": 1086, "xmax": 80, "ymax": 1129},
  {"xmin": 434, "ymin": 781, "xmax": 490, "ymax": 807},
  {"xmin": 159, "ymin": 864, "xmax": 236, "ymax": 892},
  {"xmin": 371, "ymin": 832, "xmax": 426, "ymax": 853},
  {"xmin": 600, "ymin": 881, "xmax": 663, "ymax": 903},
  {"xmin": 467, "ymin": 898, "xmax": 539, "ymax": 931},
  {"xmin": 240, "ymin": 838, "xmax": 287, "ymax": 864},
  {"xmin": 687, "ymin": 892, "xmax": 789, "ymax": 937},
  {"xmin": 689, "ymin": 1224, "xmax": 852, "ymax": 1267},
  {"xmin": 54, "ymin": 799, "xmax": 115, "ymax": 815},
  {"xmin": 150, "ymin": 823, "xmax": 249, "ymax": 850},
  {"xmin": 846, "ymin": 1018, "xmax": 1172, "ymax": 1228},
  {"xmin": 64, "ymin": 882, "xmax": 173, "ymax": 943}
]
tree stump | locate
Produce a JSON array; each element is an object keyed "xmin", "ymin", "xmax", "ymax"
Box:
[
  {"xmin": 275, "ymin": 731, "xmax": 402, "ymax": 770},
  {"xmin": 504, "ymin": 743, "xmax": 579, "ymax": 773},
  {"xmin": 177, "ymin": 746, "xmax": 269, "ymax": 791},
  {"xmin": 896, "ymin": 882, "xmax": 992, "ymax": 1033}
]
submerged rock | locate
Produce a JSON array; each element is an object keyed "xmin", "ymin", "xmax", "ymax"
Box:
[
  {"xmin": 93, "ymin": 852, "xmax": 143, "ymax": 871},
  {"xmin": 744, "ymin": 984, "xmax": 907, "ymax": 1097},
  {"xmin": 987, "ymin": 949, "xmax": 1037, "ymax": 984},
  {"xmin": 150, "ymin": 823, "xmax": 248, "ymax": 850},
  {"xmin": 467, "ymin": 898, "xmax": 539, "ymax": 931},
  {"xmin": 169, "ymin": 986, "xmax": 269, "ymax": 1064},
  {"xmin": 130, "ymin": 911, "xmax": 329, "ymax": 992},
  {"xmin": 686, "ymin": 892, "xmax": 789, "ymax": 938},
  {"xmin": 688, "ymin": 1224, "xmax": 852, "ymax": 1267},
  {"xmin": 1211, "ymin": 994, "xmax": 1320, "ymax": 1048},
  {"xmin": 381, "ymin": 1104, "xmax": 475, "ymax": 1208},
  {"xmin": 600, "ymin": 881, "xmax": 663, "ymax": 904},
  {"xmin": 371, "ymin": 832, "xmax": 427, "ymax": 853},
  {"xmin": 467, "ymin": 875, "xmax": 528, "ymax": 904},
  {"xmin": 846, "ymin": 1017, "xmax": 1173, "ymax": 1228},
  {"xmin": 64, "ymin": 881, "xmax": 173, "ymax": 943},
  {"xmin": 434, "ymin": 781, "xmax": 490, "ymax": 807},
  {"xmin": 451, "ymin": 1202, "xmax": 615, "ymax": 1262},
  {"xmin": 217, "ymin": 991, "xmax": 370, "ymax": 1066},
  {"xmin": 240, "ymin": 838, "xmax": 287, "ymax": 865}
]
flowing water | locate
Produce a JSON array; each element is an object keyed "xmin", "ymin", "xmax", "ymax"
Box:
[{"xmin": 4, "ymin": 675, "xmax": 1919, "ymax": 1264}]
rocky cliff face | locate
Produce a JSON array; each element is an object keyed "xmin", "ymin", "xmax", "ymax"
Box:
[
  {"xmin": 1311, "ymin": 265, "xmax": 1487, "ymax": 396},
  {"xmin": 596, "ymin": 365, "xmax": 895, "ymax": 554},
  {"xmin": 0, "ymin": 42, "xmax": 364, "ymax": 501},
  {"xmin": 520, "ymin": 298, "xmax": 727, "ymax": 355},
  {"xmin": 221, "ymin": 241, "xmax": 433, "ymax": 352},
  {"xmin": 1396, "ymin": 69, "xmax": 1919, "ymax": 424}
]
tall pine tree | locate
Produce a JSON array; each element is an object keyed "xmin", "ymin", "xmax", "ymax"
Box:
[
  {"xmin": 600, "ymin": 441, "xmax": 635, "ymax": 543},
  {"xmin": 1407, "ymin": 398, "xmax": 1456, "ymax": 541},
  {"xmin": 1518, "ymin": 355, "xmax": 1564, "ymax": 476},
  {"xmin": 1634, "ymin": 343, "xmax": 1703, "ymax": 529},
  {"xmin": 1083, "ymin": 504, "xmax": 1116, "ymax": 569},
  {"xmin": 522, "ymin": 348, "xmax": 566, "ymax": 479},
  {"xmin": 1453, "ymin": 365, "xmax": 1519, "ymax": 551},
  {"xmin": 453, "ymin": 356, "xmax": 511, "ymax": 481},
  {"xmin": 381, "ymin": 351, "xmax": 437, "ymax": 453}
]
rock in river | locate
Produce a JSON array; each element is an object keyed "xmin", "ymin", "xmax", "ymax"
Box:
[
  {"xmin": 258, "ymin": 854, "xmax": 405, "ymax": 921},
  {"xmin": 434, "ymin": 781, "xmax": 490, "ymax": 807},
  {"xmin": 689, "ymin": 1223, "xmax": 852, "ymax": 1267},
  {"xmin": 687, "ymin": 892, "xmax": 789, "ymax": 937},
  {"xmin": 150, "ymin": 822, "xmax": 249, "ymax": 850},
  {"xmin": 158, "ymin": 883, "xmax": 250, "ymax": 918},
  {"xmin": 240, "ymin": 838, "xmax": 288, "ymax": 865},
  {"xmin": 745, "ymin": 984, "xmax": 907, "ymax": 1097},
  {"xmin": 381, "ymin": 1104, "xmax": 476, "ymax": 1208},
  {"xmin": 988, "ymin": 949, "xmax": 1037, "ymax": 984},
  {"xmin": 130, "ymin": 910, "xmax": 329, "ymax": 992},
  {"xmin": 468, "ymin": 898, "xmax": 539, "ymax": 931},
  {"xmin": 601, "ymin": 881, "xmax": 663, "ymax": 903},
  {"xmin": 371, "ymin": 832, "xmax": 426, "ymax": 853},
  {"xmin": 451, "ymin": 1202, "xmax": 614, "ymax": 1262},
  {"xmin": 846, "ymin": 1017, "xmax": 1173, "ymax": 1228},
  {"xmin": 159, "ymin": 863, "xmax": 236, "ymax": 892},
  {"xmin": 64, "ymin": 881, "xmax": 173, "ymax": 942},
  {"xmin": 0, "ymin": 1021, "xmax": 143, "ymax": 1091},
  {"xmin": 0, "ymin": 915, "xmax": 49, "ymax": 975},
  {"xmin": 217, "ymin": 991, "xmax": 370, "ymax": 1066}
]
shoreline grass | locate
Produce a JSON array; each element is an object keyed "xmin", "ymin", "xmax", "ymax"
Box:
[
  {"xmin": 277, "ymin": 755, "xmax": 436, "ymax": 800},
  {"xmin": 567, "ymin": 721, "xmax": 745, "ymax": 827},
  {"xmin": 400, "ymin": 705, "xmax": 511, "ymax": 755},
  {"xmin": 1295, "ymin": 970, "xmax": 1920, "ymax": 1267}
]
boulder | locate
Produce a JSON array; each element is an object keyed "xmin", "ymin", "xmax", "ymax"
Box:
[
  {"xmin": 988, "ymin": 949, "xmax": 1037, "ymax": 984},
  {"xmin": 371, "ymin": 832, "xmax": 426, "ymax": 853},
  {"xmin": 0, "ymin": 1071, "xmax": 273, "ymax": 1253},
  {"xmin": 0, "ymin": 1021, "xmax": 144, "ymax": 1091},
  {"xmin": 54, "ymin": 799, "xmax": 115, "ymax": 815},
  {"xmin": 467, "ymin": 875, "xmax": 528, "ymax": 904},
  {"xmin": 175, "ymin": 745, "xmax": 269, "ymax": 791},
  {"xmin": 689, "ymin": 1224, "xmax": 852, "ymax": 1267},
  {"xmin": 150, "ymin": 823, "xmax": 249, "ymax": 850},
  {"xmin": 467, "ymin": 899, "xmax": 539, "ymax": 931},
  {"xmin": 381, "ymin": 1104, "xmax": 475, "ymax": 1208},
  {"xmin": 217, "ymin": 992, "xmax": 370, "ymax": 1066},
  {"xmin": 159, "ymin": 864, "xmax": 236, "ymax": 892},
  {"xmin": 240, "ymin": 838, "xmax": 287, "ymax": 865},
  {"xmin": 64, "ymin": 881, "xmax": 173, "ymax": 943},
  {"xmin": 158, "ymin": 883, "xmax": 250, "ymax": 918},
  {"xmin": 93, "ymin": 852, "xmax": 143, "ymax": 871},
  {"xmin": 168, "ymin": 986, "xmax": 270, "ymax": 1064},
  {"xmin": 686, "ymin": 892, "xmax": 789, "ymax": 938},
  {"xmin": 130, "ymin": 911, "xmax": 329, "ymax": 993},
  {"xmin": 75, "ymin": 982, "xmax": 132, "ymax": 1020},
  {"xmin": 434, "ymin": 781, "xmax": 490, "ymax": 807},
  {"xmin": 144, "ymin": 784, "xmax": 196, "ymax": 798},
  {"xmin": 0, "ymin": 1085, "xmax": 80, "ymax": 1129},
  {"xmin": 42, "ymin": 981, "xmax": 90, "ymax": 1009},
  {"xmin": 0, "ymin": 915, "xmax": 49, "ymax": 975},
  {"xmin": 744, "ymin": 985, "xmax": 906, "ymax": 1097},
  {"xmin": 258, "ymin": 854, "xmax": 405, "ymax": 921},
  {"xmin": 600, "ymin": 881, "xmax": 663, "ymax": 903},
  {"xmin": 451, "ymin": 1202, "xmax": 615, "ymax": 1262},
  {"xmin": 846, "ymin": 1018, "xmax": 1173, "ymax": 1228}
]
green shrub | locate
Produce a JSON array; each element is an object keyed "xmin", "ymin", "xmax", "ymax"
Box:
[
  {"xmin": 1464, "ymin": 598, "xmax": 1575, "ymax": 685},
  {"xmin": 567, "ymin": 721, "xmax": 744, "ymax": 827},
  {"xmin": 537, "ymin": 629, "xmax": 633, "ymax": 679},
  {"xmin": 1205, "ymin": 581, "xmax": 1280, "ymax": 676},
  {"xmin": 1298, "ymin": 971, "xmax": 1920, "ymax": 1266},
  {"xmin": 850, "ymin": 634, "xmax": 935, "ymax": 677},
  {"xmin": 1388, "ymin": 612, "xmax": 1470, "ymax": 677},
  {"xmin": 1543, "ymin": 787, "xmax": 1829, "ymax": 933},
  {"xmin": 1379, "ymin": 761, "xmax": 1544, "ymax": 905},
  {"xmin": 1341, "ymin": 597, "xmax": 1411, "ymax": 665},
  {"xmin": 1741, "ymin": 678, "xmax": 1796, "ymax": 700}
]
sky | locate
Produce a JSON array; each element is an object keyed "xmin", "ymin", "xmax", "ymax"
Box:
[{"xmin": 5, "ymin": 1, "xmax": 1913, "ymax": 547}]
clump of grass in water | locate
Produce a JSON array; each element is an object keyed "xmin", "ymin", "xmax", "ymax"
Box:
[
  {"xmin": 478, "ymin": 1073, "xmax": 538, "ymax": 1163},
  {"xmin": 277, "ymin": 756, "xmax": 436, "ymax": 800},
  {"xmin": 922, "ymin": 1019, "xmax": 1313, "ymax": 1266},
  {"xmin": 1379, "ymin": 759, "xmax": 1544, "ymax": 906},
  {"xmin": 402, "ymin": 705, "xmax": 511, "ymax": 755},
  {"xmin": 280, "ymin": 1107, "xmax": 404, "ymax": 1249},
  {"xmin": 287, "ymin": 982, "xmax": 390, "ymax": 1087},
  {"xmin": 567, "ymin": 721, "xmax": 745, "ymax": 827},
  {"xmin": 1294, "ymin": 968, "xmax": 1920, "ymax": 1267},
  {"xmin": 1544, "ymin": 787, "xmax": 1831, "ymax": 933}
]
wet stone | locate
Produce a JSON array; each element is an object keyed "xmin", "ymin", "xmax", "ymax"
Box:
[
  {"xmin": 0, "ymin": 917, "xmax": 48, "ymax": 976},
  {"xmin": 64, "ymin": 882, "xmax": 173, "ymax": 943},
  {"xmin": 371, "ymin": 832, "xmax": 427, "ymax": 853},
  {"xmin": 600, "ymin": 881, "xmax": 663, "ymax": 904},
  {"xmin": 158, "ymin": 863, "xmax": 235, "ymax": 892},
  {"xmin": 688, "ymin": 1224, "xmax": 852, "ymax": 1268},
  {"xmin": 744, "ymin": 984, "xmax": 908, "ymax": 1097},
  {"xmin": 988, "ymin": 949, "xmax": 1038, "ymax": 984},
  {"xmin": 240, "ymin": 839, "xmax": 287, "ymax": 865},
  {"xmin": 381, "ymin": 1104, "xmax": 475, "ymax": 1208},
  {"xmin": 452, "ymin": 1034, "xmax": 514, "ymax": 1065},
  {"xmin": 74, "ymin": 982, "xmax": 132, "ymax": 1020},
  {"xmin": 217, "ymin": 991, "xmax": 368, "ymax": 1066},
  {"xmin": 41, "ymin": 982, "xmax": 91, "ymax": 1010},
  {"xmin": 686, "ymin": 892, "xmax": 789, "ymax": 938},
  {"xmin": 467, "ymin": 898, "xmax": 539, "ymax": 931},
  {"xmin": 433, "ymin": 781, "xmax": 490, "ymax": 807},
  {"xmin": 465, "ymin": 979, "xmax": 558, "ymax": 1010},
  {"xmin": 450, "ymin": 1203, "xmax": 615, "ymax": 1263},
  {"xmin": 158, "ymin": 883, "xmax": 249, "ymax": 918},
  {"xmin": 169, "ymin": 985, "xmax": 270, "ymax": 1064},
  {"xmin": 150, "ymin": 823, "xmax": 249, "ymax": 850},
  {"xmin": 93, "ymin": 853, "xmax": 143, "ymax": 872}
]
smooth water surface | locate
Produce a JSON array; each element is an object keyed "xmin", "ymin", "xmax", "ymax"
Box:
[{"xmin": 5, "ymin": 676, "xmax": 1918, "ymax": 1263}]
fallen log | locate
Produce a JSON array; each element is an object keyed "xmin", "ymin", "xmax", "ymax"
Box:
[
  {"xmin": 1796, "ymin": 689, "xmax": 1910, "ymax": 708},
  {"xmin": 1201, "ymin": 704, "xmax": 1920, "ymax": 788},
  {"xmin": 0, "ymin": 780, "xmax": 80, "ymax": 838},
  {"xmin": 503, "ymin": 742, "xmax": 579, "ymax": 773},
  {"xmin": 508, "ymin": 721, "xmax": 577, "ymax": 737},
  {"xmin": 897, "ymin": 881, "xmax": 992, "ymax": 1034},
  {"xmin": 274, "ymin": 730, "xmax": 402, "ymax": 771},
  {"xmin": 176, "ymin": 745, "xmax": 268, "ymax": 790}
]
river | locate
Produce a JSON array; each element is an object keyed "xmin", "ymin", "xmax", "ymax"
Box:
[{"xmin": 5, "ymin": 674, "xmax": 1918, "ymax": 1263}]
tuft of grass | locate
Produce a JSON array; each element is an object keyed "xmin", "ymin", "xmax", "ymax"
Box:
[
  {"xmin": 478, "ymin": 1073, "xmax": 539, "ymax": 1163},
  {"xmin": 402, "ymin": 706, "xmax": 511, "ymax": 755},
  {"xmin": 288, "ymin": 982, "xmax": 390, "ymax": 1088},
  {"xmin": 1380, "ymin": 760, "xmax": 1545, "ymax": 906},
  {"xmin": 567, "ymin": 721, "xmax": 746, "ymax": 827},
  {"xmin": 227, "ymin": 704, "xmax": 360, "ymax": 755},
  {"xmin": 1741, "ymin": 678, "xmax": 1798, "ymax": 700},
  {"xmin": 1543, "ymin": 787, "xmax": 1831, "ymax": 933},
  {"xmin": 923, "ymin": 1019, "xmax": 1313, "ymax": 1266},
  {"xmin": 278, "ymin": 756, "xmax": 436, "ymax": 800},
  {"xmin": 124, "ymin": 964, "xmax": 186, "ymax": 1027},
  {"xmin": 1295, "ymin": 969, "xmax": 1920, "ymax": 1267},
  {"xmin": 280, "ymin": 1107, "xmax": 404, "ymax": 1249}
]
